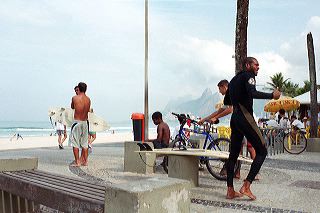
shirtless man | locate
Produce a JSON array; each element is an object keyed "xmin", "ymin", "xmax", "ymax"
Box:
[
  {"xmin": 69, "ymin": 82, "xmax": 91, "ymax": 167},
  {"xmin": 150, "ymin": 111, "xmax": 170, "ymax": 149}
]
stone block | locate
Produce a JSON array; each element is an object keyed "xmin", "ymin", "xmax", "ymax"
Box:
[
  {"xmin": 189, "ymin": 134, "xmax": 206, "ymax": 149},
  {"xmin": 168, "ymin": 155, "xmax": 199, "ymax": 187},
  {"xmin": 105, "ymin": 177, "xmax": 191, "ymax": 213},
  {"xmin": 306, "ymin": 138, "xmax": 320, "ymax": 152},
  {"xmin": 124, "ymin": 141, "xmax": 156, "ymax": 174},
  {"xmin": 0, "ymin": 157, "xmax": 38, "ymax": 172}
]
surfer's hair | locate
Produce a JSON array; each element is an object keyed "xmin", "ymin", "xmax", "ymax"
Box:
[{"xmin": 78, "ymin": 82, "xmax": 87, "ymax": 93}]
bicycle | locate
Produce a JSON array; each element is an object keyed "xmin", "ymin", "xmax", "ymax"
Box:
[
  {"xmin": 283, "ymin": 127, "xmax": 307, "ymax": 154},
  {"xmin": 167, "ymin": 112, "xmax": 240, "ymax": 181}
]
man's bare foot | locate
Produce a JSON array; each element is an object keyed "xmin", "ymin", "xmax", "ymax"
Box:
[
  {"xmin": 81, "ymin": 161, "xmax": 88, "ymax": 166},
  {"xmin": 240, "ymin": 181, "xmax": 256, "ymax": 200},
  {"xmin": 226, "ymin": 187, "xmax": 243, "ymax": 199}
]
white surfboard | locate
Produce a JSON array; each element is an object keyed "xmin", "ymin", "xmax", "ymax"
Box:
[
  {"xmin": 48, "ymin": 107, "xmax": 110, "ymax": 131},
  {"xmin": 48, "ymin": 107, "xmax": 74, "ymax": 127},
  {"xmin": 88, "ymin": 112, "xmax": 110, "ymax": 132}
]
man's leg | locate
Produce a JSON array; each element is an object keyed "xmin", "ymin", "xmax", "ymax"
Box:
[
  {"xmin": 61, "ymin": 133, "xmax": 67, "ymax": 144},
  {"xmin": 226, "ymin": 121, "xmax": 244, "ymax": 199},
  {"xmin": 72, "ymin": 147, "xmax": 81, "ymax": 166},
  {"xmin": 58, "ymin": 134, "xmax": 64, "ymax": 149},
  {"xmin": 238, "ymin": 117, "xmax": 267, "ymax": 200},
  {"xmin": 81, "ymin": 148, "xmax": 89, "ymax": 166}
]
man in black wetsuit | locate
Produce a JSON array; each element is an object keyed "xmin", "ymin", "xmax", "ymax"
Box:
[{"xmin": 226, "ymin": 57, "xmax": 281, "ymax": 200}]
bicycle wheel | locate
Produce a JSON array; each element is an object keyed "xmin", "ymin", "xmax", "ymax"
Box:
[
  {"xmin": 283, "ymin": 132, "xmax": 307, "ymax": 154},
  {"xmin": 205, "ymin": 138, "xmax": 240, "ymax": 181}
]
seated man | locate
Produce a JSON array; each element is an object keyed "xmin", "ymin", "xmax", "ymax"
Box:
[
  {"xmin": 149, "ymin": 111, "xmax": 171, "ymax": 149},
  {"xmin": 290, "ymin": 115, "xmax": 306, "ymax": 133}
]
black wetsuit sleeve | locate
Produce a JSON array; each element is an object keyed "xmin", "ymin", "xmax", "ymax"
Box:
[
  {"xmin": 245, "ymin": 74, "xmax": 273, "ymax": 99},
  {"xmin": 223, "ymin": 89, "xmax": 232, "ymax": 106}
]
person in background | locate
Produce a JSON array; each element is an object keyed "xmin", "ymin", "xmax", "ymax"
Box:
[
  {"xmin": 55, "ymin": 121, "xmax": 67, "ymax": 149},
  {"xmin": 278, "ymin": 109, "xmax": 290, "ymax": 129},
  {"xmin": 198, "ymin": 79, "xmax": 232, "ymax": 125},
  {"xmin": 88, "ymin": 109, "xmax": 96, "ymax": 152},
  {"xmin": 290, "ymin": 115, "xmax": 306, "ymax": 134},
  {"xmin": 74, "ymin": 86, "xmax": 80, "ymax": 95},
  {"xmin": 149, "ymin": 111, "xmax": 171, "ymax": 149}
]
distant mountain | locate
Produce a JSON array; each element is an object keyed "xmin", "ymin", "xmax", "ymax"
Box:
[
  {"xmin": 163, "ymin": 88, "xmax": 269, "ymax": 122},
  {"xmin": 163, "ymin": 88, "xmax": 222, "ymax": 121}
]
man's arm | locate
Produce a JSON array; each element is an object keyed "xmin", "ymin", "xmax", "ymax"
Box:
[
  {"xmin": 71, "ymin": 96, "xmax": 75, "ymax": 109},
  {"xmin": 199, "ymin": 108, "xmax": 224, "ymax": 125},
  {"xmin": 211, "ymin": 106, "xmax": 233, "ymax": 122},
  {"xmin": 245, "ymin": 74, "xmax": 281, "ymax": 99}
]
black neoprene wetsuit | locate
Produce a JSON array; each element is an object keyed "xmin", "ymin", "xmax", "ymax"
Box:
[{"xmin": 226, "ymin": 70, "xmax": 273, "ymax": 187}]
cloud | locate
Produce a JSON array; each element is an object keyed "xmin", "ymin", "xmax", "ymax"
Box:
[
  {"xmin": 157, "ymin": 37, "xmax": 235, "ymax": 88},
  {"xmin": 253, "ymin": 52, "xmax": 291, "ymax": 86},
  {"xmin": 276, "ymin": 16, "xmax": 320, "ymax": 85}
]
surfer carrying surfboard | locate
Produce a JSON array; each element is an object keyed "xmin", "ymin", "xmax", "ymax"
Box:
[{"xmin": 69, "ymin": 82, "xmax": 91, "ymax": 167}]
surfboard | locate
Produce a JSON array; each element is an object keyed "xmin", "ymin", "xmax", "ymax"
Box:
[
  {"xmin": 48, "ymin": 107, "xmax": 74, "ymax": 127},
  {"xmin": 88, "ymin": 112, "xmax": 110, "ymax": 132},
  {"xmin": 48, "ymin": 107, "xmax": 110, "ymax": 131}
]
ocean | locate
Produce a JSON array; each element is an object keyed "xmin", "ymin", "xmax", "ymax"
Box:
[
  {"xmin": 0, "ymin": 120, "xmax": 159, "ymax": 138},
  {"xmin": 0, "ymin": 119, "xmax": 228, "ymax": 138}
]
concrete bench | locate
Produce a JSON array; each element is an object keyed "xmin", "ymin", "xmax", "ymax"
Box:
[
  {"xmin": 0, "ymin": 157, "xmax": 191, "ymax": 213},
  {"xmin": 0, "ymin": 157, "xmax": 105, "ymax": 212},
  {"xmin": 138, "ymin": 149, "xmax": 253, "ymax": 187},
  {"xmin": 124, "ymin": 141, "xmax": 156, "ymax": 174}
]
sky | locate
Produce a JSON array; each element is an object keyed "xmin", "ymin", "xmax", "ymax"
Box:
[{"xmin": 0, "ymin": 0, "xmax": 319, "ymax": 123}]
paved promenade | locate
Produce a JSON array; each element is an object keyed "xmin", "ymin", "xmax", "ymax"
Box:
[{"xmin": 1, "ymin": 143, "xmax": 319, "ymax": 212}]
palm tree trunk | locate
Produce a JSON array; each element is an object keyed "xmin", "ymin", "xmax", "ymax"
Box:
[
  {"xmin": 235, "ymin": 0, "xmax": 249, "ymax": 74},
  {"xmin": 307, "ymin": 33, "xmax": 318, "ymax": 138}
]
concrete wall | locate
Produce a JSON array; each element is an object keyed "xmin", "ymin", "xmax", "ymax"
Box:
[
  {"xmin": 0, "ymin": 158, "xmax": 38, "ymax": 172},
  {"xmin": 124, "ymin": 141, "xmax": 156, "ymax": 174},
  {"xmin": 306, "ymin": 138, "xmax": 320, "ymax": 152},
  {"xmin": 105, "ymin": 177, "xmax": 191, "ymax": 213}
]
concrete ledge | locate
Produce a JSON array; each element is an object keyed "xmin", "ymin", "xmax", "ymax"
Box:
[
  {"xmin": 306, "ymin": 138, "xmax": 320, "ymax": 152},
  {"xmin": 105, "ymin": 177, "xmax": 191, "ymax": 213},
  {"xmin": 168, "ymin": 155, "xmax": 199, "ymax": 187},
  {"xmin": 124, "ymin": 141, "xmax": 156, "ymax": 174},
  {"xmin": 0, "ymin": 157, "xmax": 38, "ymax": 172}
]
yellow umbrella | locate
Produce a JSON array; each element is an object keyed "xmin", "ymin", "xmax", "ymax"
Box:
[
  {"xmin": 264, "ymin": 96, "xmax": 300, "ymax": 112},
  {"xmin": 215, "ymin": 100, "xmax": 224, "ymax": 110}
]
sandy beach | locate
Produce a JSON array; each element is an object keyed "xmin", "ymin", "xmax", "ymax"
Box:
[{"xmin": 0, "ymin": 132, "xmax": 158, "ymax": 151}]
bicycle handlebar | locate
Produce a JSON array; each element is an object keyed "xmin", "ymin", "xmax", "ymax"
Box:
[{"xmin": 171, "ymin": 112, "xmax": 198, "ymax": 124}]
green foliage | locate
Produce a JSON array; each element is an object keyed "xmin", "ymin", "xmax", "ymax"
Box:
[
  {"xmin": 266, "ymin": 72, "xmax": 290, "ymax": 92},
  {"xmin": 267, "ymin": 74, "xmax": 319, "ymax": 97}
]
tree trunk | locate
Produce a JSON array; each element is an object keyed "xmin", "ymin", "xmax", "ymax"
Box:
[
  {"xmin": 235, "ymin": 0, "xmax": 249, "ymax": 74},
  {"xmin": 306, "ymin": 33, "xmax": 318, "ymax": 138}
]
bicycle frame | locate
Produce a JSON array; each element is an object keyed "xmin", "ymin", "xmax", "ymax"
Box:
[{"xmin": 179, "ymin": 122, "xmax": 218, "ymax": 147}]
